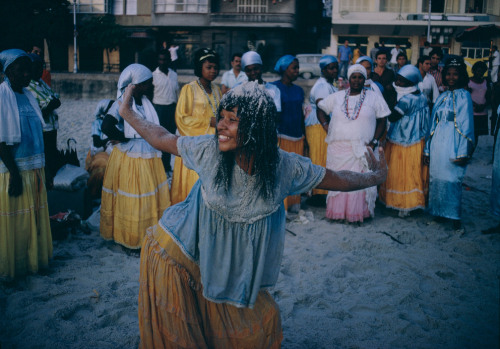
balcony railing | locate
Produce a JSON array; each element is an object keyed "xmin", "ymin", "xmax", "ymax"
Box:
[{"xmin": 210, "ymin": 12, "xmax": 294, "ymax": 24}]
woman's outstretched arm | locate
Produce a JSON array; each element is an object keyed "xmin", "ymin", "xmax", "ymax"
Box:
[
  {"xmin": 316, "ymin": 147, "xmax": 387, "ymax": 191},
  {"xmin": 118, "ymin": 84, "xmax": 180, "ymax": 156}
]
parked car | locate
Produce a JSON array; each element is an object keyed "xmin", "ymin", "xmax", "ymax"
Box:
[{"xmin": 296, "ymin": 54, "xmax": 323, "ymax": 79}]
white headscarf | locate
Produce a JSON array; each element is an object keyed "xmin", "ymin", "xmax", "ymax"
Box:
[
  {"xmin": 241, "ymin": 51, "xmax": 263, "ymax": 69},
  {"xmin": 0, "ymin": 49, "xmax": 45, "ymax": 145},
  {"xmin": 117, "ymin": 64, "xmax": 159, "ymax": 138},
  {"xmin": 117, "ymin": 64, "xmax": 153, "ymax": 98},
  {"xmin": 347, "ymin": 64, "xmax": 367, "ymax": 80}
]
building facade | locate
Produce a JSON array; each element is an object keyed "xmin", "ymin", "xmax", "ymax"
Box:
[
  {"xmin": 65, "ymin": 0, "xmax": 325, "ymax": 72},
  {"xmin": 324, "ymin": 0, "xmax": 500, "ymax": 64}
]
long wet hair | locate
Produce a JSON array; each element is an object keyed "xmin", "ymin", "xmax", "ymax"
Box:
[{"xmin": 214, "ymin": 81, "xmax": 279, "ymax": 199}]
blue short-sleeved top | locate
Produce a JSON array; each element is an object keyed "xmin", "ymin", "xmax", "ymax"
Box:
[{"xmin": 159, "ymin": 135, "xmax": 325, "ymax": 308}]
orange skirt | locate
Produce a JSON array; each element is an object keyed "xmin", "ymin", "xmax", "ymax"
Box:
[
  {"xmin": 379, "ymin": 139, "xmax": 429, "ymax": 212},
  {"xmin": 138, "ymin": 225, "xmax": 283, "ymax": 349},
  {"xmin": 278, "ymin": 136, "xmax": 304, "ymax": 210},
  {"xmin": 305, "ymin": 125, "xmax": 328, "ymax": 195}
]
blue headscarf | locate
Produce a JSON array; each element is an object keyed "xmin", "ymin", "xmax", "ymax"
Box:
[
  {"xmin": 241, "ymin": 51, "xmax": 263, "ymax": 69},
  {"xmin": 356, "ymin": 56, "xmax": 373, "ymax": 70},
  {"xmin": 117, "ymin": 63, "xmax": 153, "ymax": 98},
  {"xmin": 319, "ymin": 55, "xmax": 338, "ymax": 70},
  {"xmin": 397, "ymin": 65, "xmax": 422, "ymax": 85},
  {"xmin": 0, "ymin": 49, "xmax": 29, "ymax": 73},
  {"xmin": 274, "ymin": 55, "xmax": 296, "ymax": 74}
]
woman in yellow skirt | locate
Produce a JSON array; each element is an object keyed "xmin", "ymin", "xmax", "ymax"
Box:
[
  {"xmin": 100, "ymin": 64, "xmax": 171, "ymax": 249},
  {"xmin": 379, "ymin": 65, "xmax": 430, "ymax": 217},
  {"xmin": 118, "ymin": 82, "xmax": 388, "ymax": 348},
  {"xmin": 0, "ymin": 49, "xmax": 52, "ymax": 279},
  {"xmin": 170, "ymin": 48, "xmax": 222, "ymax": 204},
  {"xmin": 271, "ymin": 55, "xmax": 306, "ymax": 212},
  {"xmin": 306, "ymin": 55, "xmax": 339, "ymax": 197}
]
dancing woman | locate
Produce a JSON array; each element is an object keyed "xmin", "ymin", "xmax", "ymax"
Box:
[{"xmin": 117, "ymin": 81, "xmax": 387, "ymax": 348}]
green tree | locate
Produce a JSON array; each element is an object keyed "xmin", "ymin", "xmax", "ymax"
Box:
[
  {"xmin": 78, "ymin": 15, "xmax": 127, "ymax": 72},
  {"xmin": 0, "ymin": 0, "xmax": 72, "ymax": 53}
]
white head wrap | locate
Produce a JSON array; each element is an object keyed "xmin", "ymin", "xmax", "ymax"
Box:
[
  {"xmin": 117, "ymin": 64, "xmax": 153, "ymax": 98},
  {"xmin": 347, "ymin": 64, "xmax": 367, "ymax": 80},
  {"xmin": 241, "ymin": 51, "xmax": 262, "ymax": 69}
]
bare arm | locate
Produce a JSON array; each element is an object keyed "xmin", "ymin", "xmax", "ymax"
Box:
[
  {"xmin": 118, "ymin": 84, "xmax": 180, "ymax": 156},
  {"xmin": 316, "ymin": 107, "xmax": 330, "ymax": 133},
  {"xmin": 316, "ymin": 147, "xmax": 387, "ymax": 191}
]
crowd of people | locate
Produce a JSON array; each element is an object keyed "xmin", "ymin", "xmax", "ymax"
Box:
[{"xmin": 1, "ymin": 41, "xmax": 499, "ymax": 348}]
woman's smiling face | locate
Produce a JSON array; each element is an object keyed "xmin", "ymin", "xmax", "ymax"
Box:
[{"xmin": 217, "ymin": 106, "xmax": 240, "ymax": 152}]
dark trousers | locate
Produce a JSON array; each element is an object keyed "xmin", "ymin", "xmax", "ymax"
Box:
[
  {"xmin": 154, "ymin": 103, "xmax": 177, "ymax": 172},
  {"xmin": 43, "ymin": 129, "xmax": 58, "ymax": 183}
]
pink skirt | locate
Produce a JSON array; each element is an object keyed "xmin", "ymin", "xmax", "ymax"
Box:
[{"xmin": 325, "ymin": 140, "xmax": 376, "ymax": 222}]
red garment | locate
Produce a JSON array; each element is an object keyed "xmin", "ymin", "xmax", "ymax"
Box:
[
  {"xmin": 41, "ymin": 69, "xmax": 51, "ymax": 87},
  {"xmin": 429, "ymin": 66, "xmax": 443, "ymax": 92}
]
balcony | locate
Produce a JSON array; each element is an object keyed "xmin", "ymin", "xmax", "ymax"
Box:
[{"xmin": 210, "ymin": 12, "xmax": 295, "ymax": 27}]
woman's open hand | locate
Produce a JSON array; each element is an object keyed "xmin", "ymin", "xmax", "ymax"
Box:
[{"xmin": 366, "ymin": 146, "xmax": 387, "ymax": 184}]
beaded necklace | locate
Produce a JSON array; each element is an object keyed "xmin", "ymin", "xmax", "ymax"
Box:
[
  {"xmin": 197, "ymin": 79, "xmax": 219, "ymax": 119},
  {"xmin": 342, "ymin": 88, "xmax": 366, "ymax": 120}
]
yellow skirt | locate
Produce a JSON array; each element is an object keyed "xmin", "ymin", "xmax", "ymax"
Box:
[
  {"xmin": 305, "ymin": 124, "xmax": 328, "ymax": 195},
  {"xmin": 279, "ymin": 137, "xmax": 304, "ymax": 210},
  {"xmin": 100, "ymin": 148, "xmax": 171, "ymax": 249},
  {"xmin": 0, "ymin": 168, "xmax": 52, "ymax": 278},
  {"xmin": 138, "ymin": 225, "xmax": 283, "ymax": 349},
  {"xmin": 379, "ymin": 139, "xmax": 429, "ymax": 212},
  {"xmin": 170, "ymin": 156, "xmax": 200, "ymax": 205},
  {"xmin": 85, "ymin": 150, "xmax": 109, "ymax": 198}
]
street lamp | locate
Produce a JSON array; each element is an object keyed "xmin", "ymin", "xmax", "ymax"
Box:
[{"xmin": 73, "ymin": 0, "xmax": 78, "ymax": 73}]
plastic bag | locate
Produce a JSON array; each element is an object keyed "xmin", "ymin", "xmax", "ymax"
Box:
[{"xmin": 53, "ymin": 164, "xmax": 89, "ymax": 191}]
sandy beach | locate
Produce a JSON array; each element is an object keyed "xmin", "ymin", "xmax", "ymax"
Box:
[{"xmin": 0, "ymin": 98, "xmax": 499, "ymax": 348}]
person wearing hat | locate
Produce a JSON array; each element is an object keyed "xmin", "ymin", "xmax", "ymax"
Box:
[
  {"xmin": 306, "ymin": 55, "xmax": 339, "ymax": 198},
  {"xmin": 271, "ymin": 55, "xmax": 305, "ymax": 212},
  {"xmin": 0, "ymin": 49, "xmax": 52, "ymax": 278},
  {"xmin": 100, "ymin": 63, "xmax": 171, "ymax": 249},
  {"xmin": 356, "ymin": 56, "xmax": 383, "ymax": 95},
  {"xmin": 379, "ymin": 65, "xmax": 430, "ymax": 217},
  {"xmin": 26, "ymin": 53, "xmax": 61, "ymax": 187},
  {"xmin": 170, "ymin": 48, "xmax": 222, "ymax": 204},
  {"xmin": 240, "ymin": 51, "xmax": 281, "ymax": 113},
  {"xmin": 317, "ymin": 64, "xmax": 390, "ymax": 223},
  {"xmin": 424, "ymin": 56, "xmax": 474, "ymax": 231}
]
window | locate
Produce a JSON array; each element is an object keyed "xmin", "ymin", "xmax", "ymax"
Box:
[
  {"xmin": 154, "ymin": 0, "xmax": 209, "ymax": 13},
  {"xmin": 485, "ymin": 0, "xmax": 500, "ymax": 15},
  {"xmin": 113, "ymin": 0, "xmax": 123, "ymax": 14},
  {"xmin": 379, "ymin": 0, "xmax": 414, "ymax": 13},
  {"xmin": 461, "ymin": 47, "xmax": 490, "ymax": 59},
  {"xmin": 339, "ymin": 0, "xmax": 372, "ymax": 12},
  {"xmin": 74, "ymin": 0, "xmax": 107, "ymax": 13},
  {"xmin": 422, "ymin": 0, "xmax": 459, "ymax": 13},
  {"xmin": 126, "ymin": 0, "xmax": 137, "ymax": 14},
  {"xmin": 237, "ymin": 0, "xmax": 268, "ymax": 13}
]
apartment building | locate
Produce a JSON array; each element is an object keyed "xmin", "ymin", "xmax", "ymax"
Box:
[
  {"xmin": 65, "ymin": 0, "xmax": 325, "ymax": 72},
  {"xmin": 324, "ymin": 0, "xmax": 500, "ymax": 64}
]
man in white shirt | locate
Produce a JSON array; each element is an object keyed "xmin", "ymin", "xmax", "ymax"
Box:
[
  {"xmin": 153, "ymin": 49, "xmax": 179, "ymax": 172},
  {"xmin": 416, "ymin": 55, "xmax": 439, "ymax": 109},
  {"xmin": 168, "ymin": 44, "xmax": 179, "ymax": 71},
  {"xmin": 221, "ymin": 53, "xmax": 248, "ymax": 94},
  {"xmin": 491, "ymin": 45, "xmax": 500, "ymax": 83},
  {"xmin": 389, "ymin": 44, "xmax": 402, "ymax": 70}
]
